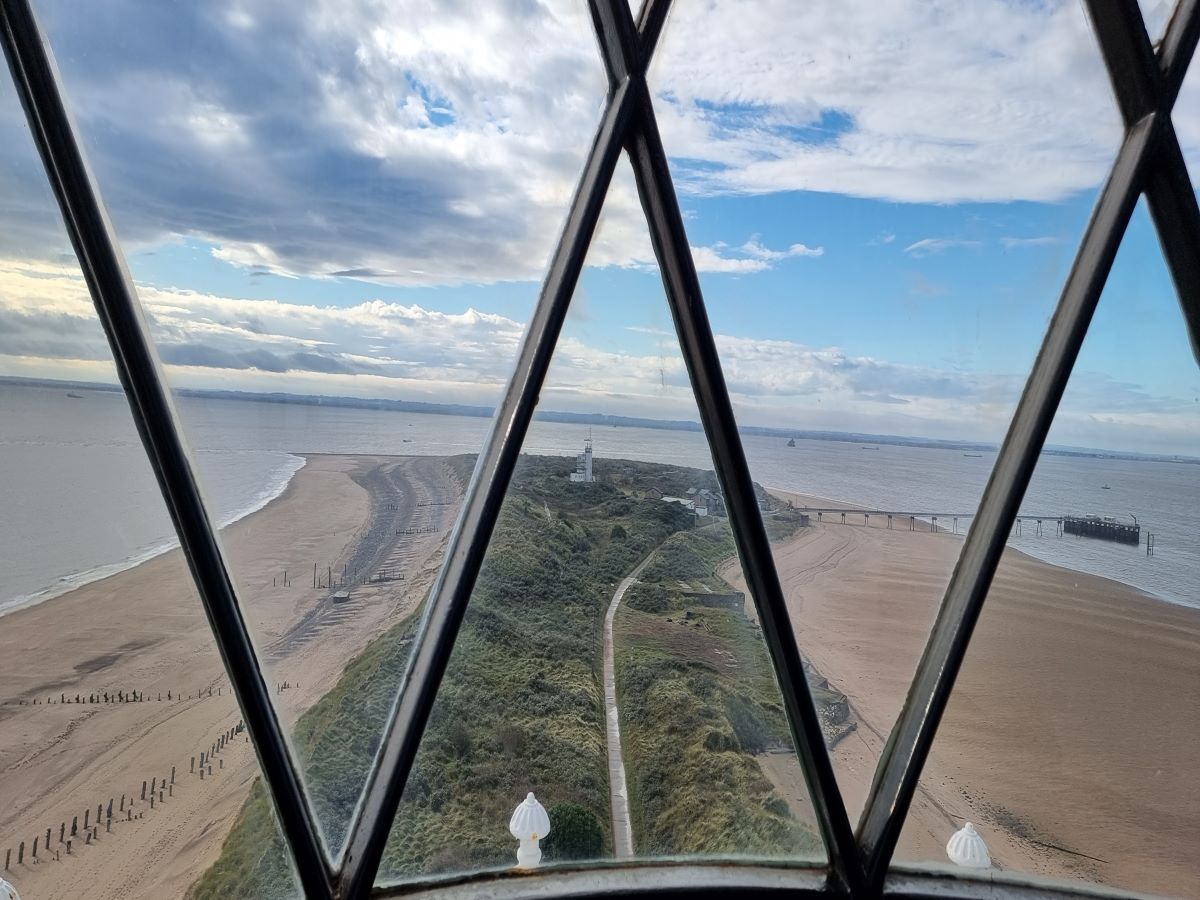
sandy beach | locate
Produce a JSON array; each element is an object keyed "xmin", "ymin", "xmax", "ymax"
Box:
[
  {"xmin": 3, "ymin": 459, "xmax": 1196, "ymax": 897},
  {"xmin": 0, "ymin": 454, "xmax": 462, "ymax": 899},
  {"xmin": 742, "ymin": 493, "xmax": 1200, "ymax": 896}
]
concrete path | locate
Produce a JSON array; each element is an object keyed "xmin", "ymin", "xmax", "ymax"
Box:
[{"xmin": 602, "ymin": 553, "xmax": 654, "ymax": 859}]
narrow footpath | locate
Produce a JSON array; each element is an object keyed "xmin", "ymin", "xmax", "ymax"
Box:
[{"xmin": 602, "ymin": 553, "xmax": 654, "ymax": 859}]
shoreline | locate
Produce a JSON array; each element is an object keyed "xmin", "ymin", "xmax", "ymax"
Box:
[
  {"xmin": 0, "ymin": 453, "xmax": 307, "ymax": 619},
  {"xmin": 0, "ymin": 453, "xmax": 463, "ymax": 899},
  {"xmin": 749, "ymin": 488, "xmax": 1200, "ymax": 895},
  {"xmin": 773, "ymin": 488, "xmax": 1189, "ymax": 612}
]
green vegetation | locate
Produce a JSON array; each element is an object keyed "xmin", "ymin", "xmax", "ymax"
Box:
[
  {"xmin": 189, "ymin": 455, "xmax": 818, "ymax": 897},
  {"xmin": 542, "ymin": 803, "xmax": 605, "ymax": 862},
  {"xmin": 614, "ymin": 523, "xmax": 822, "ymax": 859}
]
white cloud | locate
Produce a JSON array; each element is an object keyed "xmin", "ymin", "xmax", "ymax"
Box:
[
  {"xmin": 689, "ymin": 246, "xmax": 770, "ymax": 274},
  {"xmin": 689, "ymin": 237, "xmax": 824, "ymax": 273},
  {"xmin": 652, "ymin": 1, "xmax": 1137, "ymax": 203},
  {"xmin": 5, "ymin": 0, "xmax": 1195, "ymax": 288},
  {"xmin": 3, "ymin": 258, "xmax": 1194, "ymax": 452},
  {"xmin": 741, "ymin": 238, "xmax": 824, "ymax": 260},
  {"xmin": 904, "ymin": 238, "xmax": 983, "ymax": 257}
]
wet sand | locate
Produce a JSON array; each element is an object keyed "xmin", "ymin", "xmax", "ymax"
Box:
[
  {"xmin": 743, "ymin": 493, "xmax": 1200, "ymax": 896},
  {"xmin": 0, "ymin": 454, "xmax": 461, "ymax": 899}
]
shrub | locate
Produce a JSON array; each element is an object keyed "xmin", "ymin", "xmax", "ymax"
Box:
[
  {"xmin": 542, "ymin": 803, "xmax": 605, "ymax": 862},
  {"xmin": 727, "ymin": 694, "xmax": 771, "ymax": 754}
]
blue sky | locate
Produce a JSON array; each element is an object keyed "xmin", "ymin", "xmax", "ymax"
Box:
[{"xmin": 0, "ymin": 0, "xmax": 1196, "ymax": 454}]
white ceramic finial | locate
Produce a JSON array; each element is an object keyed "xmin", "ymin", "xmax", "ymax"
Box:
[
  {"xmin": 946, "ymin": 822, "xmax": 991, "ymax": 869},
  {"xmin": 509, "ymin": 792, "xmax": 552, "ymax": 868}
]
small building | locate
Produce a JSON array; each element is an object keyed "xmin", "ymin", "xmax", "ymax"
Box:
[
  {"xmin": 661, "ymin": 496, "xmax": 695, "ymax": 511},
  {"xmin": 694, "ymin": 488, "xmax": 726, "ymax": 516},
  {"xmin": 569, "ymin": 438, "xmax": 594, "ymax": 483},
  {"xmin": 644, "ymin": 487, "xmax": 664, "ymax": 500}
]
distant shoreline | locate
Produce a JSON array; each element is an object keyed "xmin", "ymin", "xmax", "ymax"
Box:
[{"xmin": 4, "ymin": 374, "xmax": 1195, "ymax": 465}]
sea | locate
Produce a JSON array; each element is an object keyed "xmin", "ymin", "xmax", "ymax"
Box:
[{"xmin": 2, "ymin": 382, "xmax": 1196, "ymax": 613}]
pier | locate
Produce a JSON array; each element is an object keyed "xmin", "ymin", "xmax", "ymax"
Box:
[{"xmin": 797, "ymin": 507, "xmax": 1146, "ymax": 545}]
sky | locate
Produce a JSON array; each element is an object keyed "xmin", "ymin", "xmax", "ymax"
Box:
[{"xmin": 0, "ymin": 0, "xmax": 1197, "ymax": 454}]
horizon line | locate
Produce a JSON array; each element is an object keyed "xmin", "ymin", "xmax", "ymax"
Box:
[{"xmin": 3, "ymin": 373, "xmax": 1196, "ymax": 465}]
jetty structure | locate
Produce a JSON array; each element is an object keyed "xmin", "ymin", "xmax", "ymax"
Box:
[
  {"xmin": 1063, "ymin": 515, "xmax": 1140, "ymax": 545},
  {"xmin": 798, "ymin": 506, "xmax": 1148, "ymax": 546}
]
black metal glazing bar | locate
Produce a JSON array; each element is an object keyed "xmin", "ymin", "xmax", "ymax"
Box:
[
  {"xmin": 0, "ymin": 1, "xmax": 334, "ymax": 895},
  {"xmin": 1160, "ymin": 0, "xmax": 1200, "ymax": 109},
  {"xmin": 857, "ymin": 111, "xmax": 1162, "ymax": 892},
  {"xmin": 336, "ymin": 78, "xmax": 637, "ymax": 900},
  {"xmin": 591, "ymin": 0, "xmax": 863, "ymax": 887},
  {"xmin": 635, "ymin": 0, "xmax": 673, "ymax": 65},
  {"xmin": 1085, "ymin": 0, "xmax": 1200, "ymax": 362},
  {"xmin": 624, "ymin": 100, "xmax": 864, "ymax": 898}
]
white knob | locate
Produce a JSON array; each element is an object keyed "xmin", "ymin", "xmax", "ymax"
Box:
[{"xmin": 946, "ymin": 822, "xmax": 991, "ymax": 869}]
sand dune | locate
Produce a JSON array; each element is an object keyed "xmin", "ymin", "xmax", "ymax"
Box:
[{"xmin": 749, "ymin": 493, "xmax": 1200, "ymax": 896}]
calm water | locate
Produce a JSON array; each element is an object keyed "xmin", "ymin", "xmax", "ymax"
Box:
[{"xmin": 2, "ymin": 383, "xmax": 1196, "ymax": 611}]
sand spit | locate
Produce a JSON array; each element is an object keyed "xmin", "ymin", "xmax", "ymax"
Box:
[{"xmin": 0, "ymin": 455, "xmax": 463, "ymax": 900}]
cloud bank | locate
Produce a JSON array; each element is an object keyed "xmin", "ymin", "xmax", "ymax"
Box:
[
  {"xmin": 0, "ymin": 0, "xmax": 1193, "ymax": 285},
  {"xmin": 3, "ymin": 259, "xmax": 1194, "ymax": 453}
]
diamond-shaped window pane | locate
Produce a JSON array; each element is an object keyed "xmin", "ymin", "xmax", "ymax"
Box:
[
  {"xmin": 0, "ymin": 75, "xmax": 301, "ymax": 900},
  {"xmin": 896, "ymin": 199, "xmax": 1200, "ymax": 897},
  {"xmin": 1138, "ymin": 0, "xmax": 1175, "ymax": 43},
  {"xmin": 27, "ymin": 0, "xmax": 607, "ymax": 857},
  {"xmin": 373, "ymin": 157, "xmax": 823, "ymax": 888},
  {"xmin": 1180, "ymin": 43, "xmax": 1200, "ymax": 192},
  {"xmin": 648, "ymin": 0, "xmax": 1124, "ymax": 828}
]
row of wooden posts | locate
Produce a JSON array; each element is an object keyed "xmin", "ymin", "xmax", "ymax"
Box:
[
  {"xmin": 4, "ymin": 685, "xmax": 230, "ymax": 708},
  {"xmin": 271, "ymin": 561, "xmax": 411, "ymax": 589},
  {"xmin": 3, "ymin": 719, "xmax": 245, "ymax": 872}
]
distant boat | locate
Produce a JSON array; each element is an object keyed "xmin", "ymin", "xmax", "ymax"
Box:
[
  {"xmin": 861, "ymin": 445, "xmax": 878, "ymax": 450},
  {"xmin": 1101, "ymin": 484, "xmax": 1112, "ymax": 490},
  {"xmin": 786, "ymin": 438, "xmax": 796, "ymax": 447},
  {"xmin": 66, "ymin": 391, "xmax": 83, "ymax": 399},
  {"xmin": 963, "ymin": 453, "xmax": 983, "ymax": 458}
]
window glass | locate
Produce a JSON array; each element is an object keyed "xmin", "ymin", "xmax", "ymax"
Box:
[
  {"xmin": 1179, "ymin": 41, "xmax": 1199, "ymax": 191},
  {"xmin": 361, "ymin": 159, "xmax": 823, "ymax": 886},
  {"xmin": 897, "ymin": 200, "xmax": 1200, "ymax": 898},
  {"xmin": 1138, "ymin": 0, "xmax": 1175, "ymax": 42},
  {"xmin": 648, "ymin": 0, "xmax": 1125, "ymax": 828},
  {"xmin": 27, "ymin": 0, "xmax": 607, "ymax": 857},
  {"xmin": 0, "ymin": 77, "xmax": 299, "ymax": 900}
]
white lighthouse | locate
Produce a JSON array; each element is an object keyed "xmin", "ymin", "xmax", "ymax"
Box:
[{"xmin": 569, "ymin": 438, "xmax": 594, "ymax": 483}]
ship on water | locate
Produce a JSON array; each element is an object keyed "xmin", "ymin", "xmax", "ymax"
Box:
[{"xmin": 786, "ymin": 438, "xmax": 796, "ymax": 447}]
